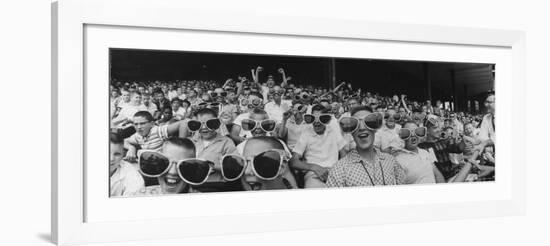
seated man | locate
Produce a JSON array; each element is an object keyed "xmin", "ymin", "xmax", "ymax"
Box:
[
  {"xmin": 221, "ymin": 136, "xmax": 298, "ymax": 190},
  {"xmin": 110, "ymin": 132, "xmax": 145, "ymax": 197},
  {"xmin": 136, "ymin": 137, "xmax": 202, "ymax": 195},
  {"xmin": 327, "ymin": 106, "xmax": 405, "ymax": 187},
  {"xmin": 291, "ymin": 105, "xmax": 348, "ymax": 188}
]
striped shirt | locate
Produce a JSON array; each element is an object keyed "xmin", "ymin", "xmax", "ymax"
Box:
[
  {"xmin": 326, "ymin": 148, "xmax": 405, "ymax": 187},
  {"xmin": 127, "ymin": 125, "xmax": 169, "ymax": 152}
]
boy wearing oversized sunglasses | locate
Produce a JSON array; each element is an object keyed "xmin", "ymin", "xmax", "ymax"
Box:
[
  {"xmin": 290, "ymin": 105, "xmax": 348, "ymax": 188},
  {"xmin": 136, "ymin": 137, "xmax": 201, "ymax": 195},
  {"xmin": 187, "ymin": 108, "xmax": 240, "ymax": 192},
  {"xmin": 393, "ymin": 121, "xmax": 446, "ymax": 184},
  {"xmin": 222, "ymin": 136, "xmax": 298, "ymax": 191}
]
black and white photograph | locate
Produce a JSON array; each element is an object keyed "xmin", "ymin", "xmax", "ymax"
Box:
[{"xmin": 109, "ymin": 48, "xmax": 496, "ymax": 196}]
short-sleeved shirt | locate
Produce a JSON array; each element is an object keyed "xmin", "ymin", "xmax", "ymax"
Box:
[
  {"xmin": 195, "ymin": 134, "xmax": 238, "ymax": 182},
  {"xmin": 127, "ymin": 125, "xmax": 169, "ymax": 152},
  {"xmin": 394, "ymin": 148, "xmax": 436, "ymax": 184},
  {"xmin": 285, "ymin": 120, "xmax": 308, "ymax": 151},
  {"xmin": 293, "ymin": 126, "xmax": 347, "ymax": 168},
  {"xmin": 326, "ymin": 149, "xmax": 405, "ymax": 187},
  {"xmin": 264, "ymin": 101, "xmax": 290, "ymax": 123},
  {"xmin": 478, "ymin": 113, "xmax": 495, "ymax": 143},
  {"xmin": 110, "ymin": 161, "xmax": 145, "ymax": 197}
]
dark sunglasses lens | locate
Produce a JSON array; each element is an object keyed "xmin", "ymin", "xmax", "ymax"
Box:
[
  {"xmin": 415, "ymin": 127, "xmax": 427, "ymax": 137},
  {"xmin": 139, "ymin": 152, "xmax": 170, "ymax": 176},
  {"xmin": 364, "ymin": 113, "xmax": 383, "ymax": 130},
  {"xmin": 205, "ymin": 119, "xmax": 221, "ymax": 130},
  {"xmin": 253, "ymin": 151, "xmax": 281, "ymax": 179},
  {"xmin": 221, "ymin": 156, "xmax": 245, "ymax": 180},
  {"xmin": 187, "ymin": 120, "xmax": 202, "ymax": 131},
  {"xmin": 398, "ymin": 129, "xmax": 411, "ymax": 139},
  {"xmin": 178, "ymin": 160, "xmax": 211, "ymax": 184},
  {"xmin": 297, "ymin": 105, "xmax": 304, "ymax": 111},
  {"xmin": 319, "ymin": 115, "xmax": 332, "ymax": 124},
  {"xmin": 339, "ymin": 117, "xmax": 358, "ymax": 133},
  {"xmin": 260, "ymin": 120, "xmax": 276, "ymax": 132},
  {"xmin": 241, "ymin": 119, "xmax": 256, "ymax": 131},
  {"xmin": 304, "ymin": 115, "xmax": 315, "ymax": 124},
  {"xmin": 220, "ymin": 92, "xmax": 227, "ymax": 97}
]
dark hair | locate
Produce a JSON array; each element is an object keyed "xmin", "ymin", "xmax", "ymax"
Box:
[
  {"xmin": 311, "ymin": 104, "xmax": 328, "ymax": 113},
  {"xmin": 171, "ymin": 98, "xmax": 181, "ymax": 104},
  {"xmin": 195, "ymin": 108, "xmax": 217, "ymax": 118},
  {"xmin": 109, "ymin": 132, "xmax": 124, "ymax": 145},
  {"xmin": 247, "ymin": 136, "xmax": 284, "ymax": 149},
  {"xmin": 249, "ymin": 91, "xmax": 264, "ymax": 100},
  {"xmin": 163, "ymin": 137, "xmax": 196, "ymax": 153},
  {"xmin": 152, "ymin": 88, "xmax": 164, "ymax": 95},
  {"xmin": 350, "ymin": 105, "xmax": 373, "ymax": 116},
  {"xmin": 181, "ymin": 99, "xmax": 191, "ymax": 106},
  {"xmin": 251, "ymin": 108, "xmax": 267, "ymax": 116},
  {"xmin": 133, "ymin": 111, "xmax": 154, "ymax": 122}
]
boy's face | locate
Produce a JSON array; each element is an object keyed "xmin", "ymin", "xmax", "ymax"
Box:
[
  {"xmin": 109, "ymin": 142, "xmax": 124, "ymax": 176},
  {"xmin": 133, "ymin": 116, "xmax": 154, "ymax": 137},
  {"xmin": 241, "ymin": 139, "xmax": 288, "ymax": 191},
  {"xmin": 197, "ymin": 114, "xmax": 217, "ymax": 140},
  {"xmin": 250, "ymin": 113, "xmax": 269, "ymax": 137},
  {"xmin": 311, "ymin": 111, "xmax": 327, "ymax": 135},
  {"xmin": 158, "ymin": 143, "xmax": 195, "ymax": 194}
]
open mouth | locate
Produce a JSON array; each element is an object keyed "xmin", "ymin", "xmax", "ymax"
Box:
[
  {"xmin": 357, "ymin": 132, "xmax": 370, "ymax": 139},
  {"xmin": 247, "ymin": 182, "xmax": 263, "ymax": 191},
  {"xmin": 164, "ymin": 175, "xmax": 181, "ymax": 188}
]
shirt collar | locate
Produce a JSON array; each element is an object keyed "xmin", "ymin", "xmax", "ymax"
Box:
[{"xmin": 348, "ymin": 148, "xmax": 385, "ymax": 164}]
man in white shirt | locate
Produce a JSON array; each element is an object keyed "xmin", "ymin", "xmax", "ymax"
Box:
[
  {"xmin": 264, "ymin": 86, "xmax": 291, "ymax": 123},
  {"xmin": 478, "ymin": 93, "xmax": 495, "ymax": 145},
  {"xmin": 290, "ymin": 105, "xmax": 348, "ymax": 188}
]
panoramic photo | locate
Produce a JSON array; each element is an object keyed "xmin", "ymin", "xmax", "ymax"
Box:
[{"xmin": 108, "ymin": 48, "xmax": 496, "ymax": 196}]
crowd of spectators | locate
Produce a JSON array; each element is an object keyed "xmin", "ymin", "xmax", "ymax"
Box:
[{"xmin": 109, "ymin": 66, "xmax": 496, "ymax": 196}]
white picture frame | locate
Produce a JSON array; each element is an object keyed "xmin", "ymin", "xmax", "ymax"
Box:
[{"xmin": 52, "ymin": 0, "xmax": 526, "ymax": 245}]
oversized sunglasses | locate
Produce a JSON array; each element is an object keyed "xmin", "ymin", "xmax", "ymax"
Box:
[
  {"xmin": 303, "ymin": 114, "xmax": 332, "ymax": 125},
  {"xmin": 241, "ymin": 119, "xmax": 277, "ymax": 132},
  {"xmin": 187, "ymin": 118, "xmax": 222, "ymax": 132},
  {"xmin": 398, "ymin": 127, "xmax": 427, "ymax": 140},
  {"xmin": 220, "ymin": 149, "xmax": 288, "ymax": 181},
  {"xmin": 338, "ymin": 112, "xmax": 384, "ymax": 133},
  {"xmin": 137, "ymin": 150, "xmax": 214, "ymax": 186},
  {"xmin": 209, "ymin": 92, "xmax": 227, "ymax": 98},
  {"xmin": 240, "ymin": 98, "xmax": 263, "ymax": 107}
]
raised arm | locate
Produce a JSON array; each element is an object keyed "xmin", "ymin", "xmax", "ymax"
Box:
[
  {"xmin": 278, "ymin": 68, "xmax": 288, "ymax": 87},
  {"xmin": 222, "ymin": 78, "xmax": 233, "ymax": 89}
]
